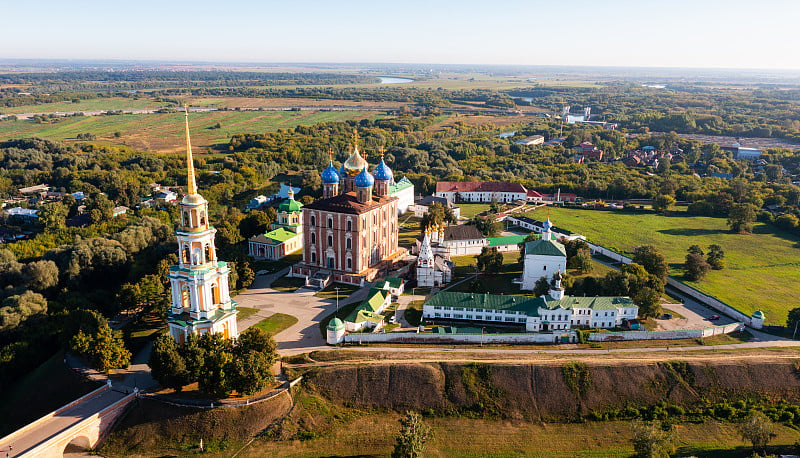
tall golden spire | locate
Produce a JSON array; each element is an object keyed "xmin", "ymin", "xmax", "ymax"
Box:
[
  {"xmin": 352, "ymin": 128, "xmax": 359, "ymax": 155},
  {"xmin": 184, "ymin": 106, "xmax": 197, "ymax": 195}
]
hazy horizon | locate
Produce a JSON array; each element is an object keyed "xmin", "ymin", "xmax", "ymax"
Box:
[{"xmin": 4, "ymin": 0, "xmax": 800, "ymax": 71}]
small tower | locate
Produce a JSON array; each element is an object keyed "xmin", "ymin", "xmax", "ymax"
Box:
[
  {"xmin": 543, "ymin": 218, "xmax": 553, "ymax": 241},
  {"xmin": 354, "ymin": 166, "xmax": 374, "ymax": 203},
  {"xmin": 751, "ymin": 310, "xmax": 765, "ymax": 329},
  {"xmin": 321, "ymin": 161, "xmax": 340, "ymax": 199},
  {"xmin": 327, "ymin": 317, "xmax": 346, "ymax": 345},
  {"xmin": 549, "ymin": 269, "xmax": 565, "ymax": 300},
  {"xmin": 372, "ymin": 157, "xmax": 393, "ymax": 197},
  {"xmin": 418, "ymin": 233, "xmax": 434, "ymax": 269}
]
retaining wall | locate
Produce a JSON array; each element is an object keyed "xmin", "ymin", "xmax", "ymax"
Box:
[{"xmin": 588, "ymin": 322, "xmax": 744, "ymax": 342}]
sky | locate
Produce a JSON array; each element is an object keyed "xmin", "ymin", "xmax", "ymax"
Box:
[{"xmin": 3, "ymin": 0, "xmax": 800, "ymax": 69}]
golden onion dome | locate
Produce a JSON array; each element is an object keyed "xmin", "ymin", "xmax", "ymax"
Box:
[
  {"xmin": 181, "ymin": 193, "xmax": 206, "ymax": 205},
  {"xmin": 343, "ymin": 147, "xmax": 368, "ymax": 176}
]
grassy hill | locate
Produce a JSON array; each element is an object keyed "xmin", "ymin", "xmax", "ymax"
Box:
[{"xmin": 521, "ymin": 207, "xmax": 800, "ymax": 325}]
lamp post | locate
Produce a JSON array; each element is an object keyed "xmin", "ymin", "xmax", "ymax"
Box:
[{"xmin": 334, "ymin": 286, "xmax": 340, "ymax": 315}]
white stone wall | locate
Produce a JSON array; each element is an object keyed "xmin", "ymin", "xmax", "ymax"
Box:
[{"xmin": 521, "ymin": 253, "xmax": 566, "ymax": 290}]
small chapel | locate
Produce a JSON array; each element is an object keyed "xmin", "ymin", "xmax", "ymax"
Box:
[{"xmin": 166, "ymin": 109, "xmax": 238, "ymax": 343}]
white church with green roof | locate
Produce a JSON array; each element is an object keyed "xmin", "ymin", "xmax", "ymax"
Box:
[
  {"xmin": 520, "ymin": 218, "xmax": 567, "ymax": 291},
  {"xmin": 248, "ymin": 188, "xmax": 303, "ymax": 261}
]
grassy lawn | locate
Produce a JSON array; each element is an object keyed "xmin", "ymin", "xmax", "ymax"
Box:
[
  {"xmin": 123, "ymin": 313, "xmax": 166, "ymax": 355},
  {"xmin": 235, "ymin": 306, "xmax": 259, "ymax": 322},
  {"xmin": 314, "ymin": 282, "xmax": 360, "ymax": 300},
  {"xmin": 0, "ymin": 97, "xmax": 166, "ymax": 114},
  {"xmin": 251, "ymin": 313, "xmax": 299, "ymax": 336},
  {"xmin": 0, "ymin": 352, "xmax": 100, "ymax": 436},
  {"xmin": 235, "ymin": 413, "xmax": 800, "ymax": 457},
  {"xmin": 458, "ymin": 203, "xmax": 492, "ymax": 218},
  {"xmin": 269, "ymin": 275, "xmax": 306, "ymax": 292},
  {"xmin": 397, "ymin": 215, "xmax": 422, "ymax": 249},
  {"xmin": 522, "ymin": 207, "xmax": 800, "ymax": 325},
  {"xmin": 447, "ymin": 251, "xmax": 524, "ymax": 295}
]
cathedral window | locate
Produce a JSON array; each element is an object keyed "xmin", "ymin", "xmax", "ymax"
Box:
[
  {"xmin": 310, "ymin": 232, "xmax": 316, "ymax": 245},
  {"xmin": 327, "ymin": 235, "xmax": 333, "ymax": 247},
  {"xmin": 346, "ymin": 238, "xmax": 352, "ymax": 250},
  {"xmin": 346, "ymin": 257, "xmax": 352, "ymax": 270},
  {"xmin": 311, "ymin": 251, "xmax": 316, "ymax": 263},
  {"xmin": 327, "ymin": 217, "xmax": 333, "ymax": 229},
  {"xmin": 310, "ymin": 215, "xmax": 316, "ymax": 226},
  {"xmin": 346, "ymin": 220, "xmax": 352, "ymax": 232}
]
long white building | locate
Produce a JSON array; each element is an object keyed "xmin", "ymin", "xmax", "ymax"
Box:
[{"xmin": 435, "ymin": 181, "xmax": 527, "ymax": 203}]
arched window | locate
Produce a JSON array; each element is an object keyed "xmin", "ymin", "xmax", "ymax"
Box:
[
  {"xmin": 327, "ymin": 217, "xmax": 333, "ymax": 229},
  {"xmin": 310, "ymin": 232, "xmax": 316, "ymax": 245},
  {"xmin": 346, "ymin": 238, "xmax": 352, "ymax": 250},
  {"xmin": 346, "ymin": 257, "xmax": 352, "ymax": 270},
  {"xmin": 310, "ymin": 251, "xmax": 316, "ymax": 263},
  {"xmin": 310, "ymin": 215, "xmax": 316, "ymax": 226},
  {"xmin": 200, "ymin": 211, "xmax": 206, "ymax": 226},
  {"xmin": 346, "ymin": 220, "xmax": 352, "ymax": 232},
  {"xmin": 205, "ymin": 244, "xmax": 213, "ymax": 263},
  {"xmin": 183, "ymin": 211, "xmax": 190, "ymax": 226},
  {"xmin": 327, "ymin": 235, "xmax": 333, "ymax": 247},
  {"xmin": 183, "ymin": 245, "xmax": 190, "ymax": 263}
]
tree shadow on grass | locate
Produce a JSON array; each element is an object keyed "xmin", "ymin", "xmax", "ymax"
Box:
[{"xmin": 657, "ymin": 228, "xmax": 724, "ymax": 237}]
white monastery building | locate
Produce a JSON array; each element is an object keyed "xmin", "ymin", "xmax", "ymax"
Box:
[
  {"xmin": 519, "ymin": 219, "xmax": 567, "ymax": 291},
  {"xmin": 435, "ymin": 181, "xmax": 527, "ymax": 203}
]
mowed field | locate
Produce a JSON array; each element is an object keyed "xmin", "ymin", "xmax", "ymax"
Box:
[
  {"xmin": 522, "ymin": 207, "xmax": 800, "ymax": 325},
  {"xmin": 0, "ymin": 109, "xmax": 383, "ymax": 153}
]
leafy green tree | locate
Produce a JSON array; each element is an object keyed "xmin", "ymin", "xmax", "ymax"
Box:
[
  {"xmin": 786, "ymin": 307, "xmax": 800, "ymax": 333},
  {"xmin": 564, "ymin": 239, "xmax": 592, "ymax": 273},
  {"xmin": 738, "ymin": 411, "xmax": 776, "ymax": 456},
  {"xmin": 684, "ymin": 253, "xmax": 711, "ymax": 281},
  {"xmin": 149, "ymin": 334, "xmax": 189, "ymax": 391},
  {"xmin": 0, "ymin": 291, "xmax": 47, "ymax": 330},
  {"xmin": 633, "ymin": 287, "xmax": 662, "ymax": 319},
  {"xmin": 70, "ymin": 324, "xmax": 131, "ymax": 372},
  {"xmin": 476, "ymin": 247, "xmax": 503, "ymax": 274},
  {"xmin": 728, "ymin": 203, "xmax": 757, "ymax": 233},
  {"xmin": 86, "ymin": 194, "xmax": 114, "ymax": 224},
  {"xmin": 630, "ymin": 421, "xmax": 674, "ymax": 458},
  {"xmin": 392, "ymin": 412, "xmax": 431, "ymax": 458},
  {"xmin": 687, "ymin": 245, "xmax": 704, "ymax": 256},
  {"xmin": 468, "ymin": 215, "xmax": 501, "ymax": 237},
  {"xmin": 533, "ymin": 276, "xmax": 551, "ymax": 297},
  {"xmin": 22, "ymin": 260, "xmax": 59, "ymax": 292},
  {"xmin": 239, "ymin": 210, "xmax": 272, "ymax": 239},
  {"xmin": 775, "ymin": 213, "xmax": 799, "ymax": 230},
  {"xmin": 419, "ymin": 202, "xmax": 456, "ymax": 233},
  {"xmin": 652, "ymin": 194, "xmax": 675, "ymax": 214},
  {"xmin": 632, "ymin": 245, "xmax": 669, "ymax": 280},
  {"xmin": 38, "ymin": 201, "xmax": 67, "ymax": 231},
  {"xmin": 706, "ymin": 244, "xmax": 725, "ymax": 270}
]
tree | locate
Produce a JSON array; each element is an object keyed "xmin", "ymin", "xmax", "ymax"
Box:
[
  {"xmin": 706, "ymin": 244, "xmax": 725, "ymax": 270},
  {"xmin": 149, "ymin": 334, "xmax": 188, "ymax": 391},
  {"xmin": 38, "ymin": 201, "xmax": 67, "ymax": 231},
  {"xmin": 70, "ymin": 324, "xmax": 131, "ymax": 372},
  {"xmin": 533, "ymin": 276, "xmax": 551, "ymax": 297},
  {"xmin": 652, "ymin": 194, "xmax": 675, "ymax": 214},
  {"xmin": 476, "ymin": 247, "xmax": 503, "ymax": 274},
  {"xmin": 630, "ymin": 421, "xmax": 674, "ymax": 458},
  {"xmin": 22, "ymin": 260, "xmax": 59, "ymax": 292},
  {"xmin": 239, "ymin": 210, "xmax": 272, "ymax": 239},
  {"xmin": 786, "ymin": 307, "xmax": 800, "ymax": 333},
  {"xmin": 683, "ymin": 253, "xmax": 711, "ymax": 281},
  {"xmin": 564, "ymin": 239, "xmax": 592, "ymax": 273},
  {"xmin": 738, "ymin": 411, "xmax": 776, "ymax": 455},
  {"xmin": 392, "ymin": 412, "xmax": 431, "ymax": 458},
  {"xmin": 775, "ymin": 213, "xmax": 799, "ymax": 231},
  {"xmin": 419, "ymin": 202, "xmax": 456, "ymax": 233},
  {"xmin": 468, "ymin": 215, "xmax": 501, "ymax": 237},
  {"xmin": 632, "ymin": 245, "xmax": 669, "ymax": 280},
  {"xmin": 0, "ymin": 291, "xmax": 48, "ymax": 330},
  {"xmin": 86, "ymin": 194, "xmax": 114, "ymax": 224},
  {"xmin": 728, "ymin": 203, "xmax": 757, "ymax": 234},
  {"xmin": 687, "ymin": 245, "xmax": 704, "ymax": 256},
  {"xmin": 633, "ymin": 287, "xmax": 662, "ymax": 318}
]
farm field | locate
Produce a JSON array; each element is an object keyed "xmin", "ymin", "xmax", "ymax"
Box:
[
  {"xmin": 0, "ymin": 109, "xmax": 384, "ymax": 152},
  {"xmin": 522, "ymin": 207, "xmax": 800, "ymax": 325},
  {"xmin": 0, "ymin": 97, "xmax": 166, "ymax": 114}
]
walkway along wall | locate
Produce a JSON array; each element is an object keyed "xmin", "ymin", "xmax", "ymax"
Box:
[
  {"xmin": 342, "ymin": 322, "xmax": 743, "ymax": 345},
  {"xmin": 587, "ymin": 242, "xmax": 757, "ymax": 327}
]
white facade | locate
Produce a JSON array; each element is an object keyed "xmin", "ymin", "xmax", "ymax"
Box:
[
  {"xmin": 435, "ymin": 190, "xmax": 527, "ymax": 203},
  {"xmin": 416, "ymin": 234, "xmax": 453, "ymax": 287},
  {"xmin": 390, "ymin": 177, "xmax": 415, "ymax": 215}
]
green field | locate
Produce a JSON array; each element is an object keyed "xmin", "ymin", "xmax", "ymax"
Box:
[
  {"xmin": 251, "ymin": 313, "xmax": 298, "ymax": 336},
  {"xmin": 0, "ymin": 97, "xmax": 166, "ymax": 115},
  {"xmin": 522, "ymin": 207, "xmax": 800, "ymax": 325},
  {"xmin": 0, "ymin": 109, "xmax": 383, "ymax": 152}
]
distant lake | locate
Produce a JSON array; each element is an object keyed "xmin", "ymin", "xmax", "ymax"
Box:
[
  {"xmin": 642, "ymin": 84, "xmax": 666, "ymax": 89},
  {"xmin": 510, "ymin": 96, "xmax": 534, "ymax": 102},
  {"xmin": 378, "ymin": 77, "xmax": 414, "ymax": 84},
  {"xmin": 498, "ymin": 131, "xmax": 516, "ymax": 138}
]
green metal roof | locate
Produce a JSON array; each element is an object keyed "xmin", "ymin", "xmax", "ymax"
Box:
[
  {"xmin": 376, "ymin": 276, "xmax": 403, "ymax": 289},
  {"xmin": 424, "ymin": 291, "xmax": 543, "ymax": 315},
  {"xmin": 523, "ymin": 239, "xmax": 567, "ymax": 257},
  {"xmin": 752, "ymin": 310, "xmax": 764, "ymax": 319},
  {"xmin": 344, "ymin": 288, "xmax": 388, "ymax": 324},
  {"xmin": 488, "ymin": 235, "xmax": 528, "ymax": 246},
  {"xmin": 390, "ymin": 176, "xmax": 413, "ymax": 194},
  {"xmin": 278, "ymin": 197, "xmax": 303, "ymax": 213},
  {"xmin": 328, "ymin": 317, "xmax": 345, "ymax": 330},
  {"xmin": 544, "ymin": 296, "xmax": 634, "ymax": 311},
  {"xmin": 262, "ymin": 227, "xmax": 300, "ymax": 244}
]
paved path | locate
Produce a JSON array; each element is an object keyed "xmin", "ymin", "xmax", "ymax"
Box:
[
  {"xmin": 0, "ymin": 387, "xmax": 128, "ymax": 457},
  {"xmin": 231, "ymin": 270, "xmax": 372, "ymax": 354}
]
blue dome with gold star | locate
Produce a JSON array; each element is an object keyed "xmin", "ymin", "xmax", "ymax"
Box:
[
  {"xmin": 354, "ymin": 166, "xmax": 374, "ymax": 188},
  {"xmin": 321, "ymin": 161, "xmax": 340, "ymax": 184},
  {"xmin": 372, "ymin": 157, "xmax": 393, "ymax": 182}
]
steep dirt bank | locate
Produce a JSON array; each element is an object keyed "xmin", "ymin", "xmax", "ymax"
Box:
[
  {"xmin": 303, "ymin": 360, "xmax": 800, "ymax": 420},
  {"xmin": 102, "ymin": 390, "xmax": 293, "ymax": 454}
]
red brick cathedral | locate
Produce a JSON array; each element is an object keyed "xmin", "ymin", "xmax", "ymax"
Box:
[{"xmin": 290, "ymin": 141, "xmax": 403, "ymax": 287}]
